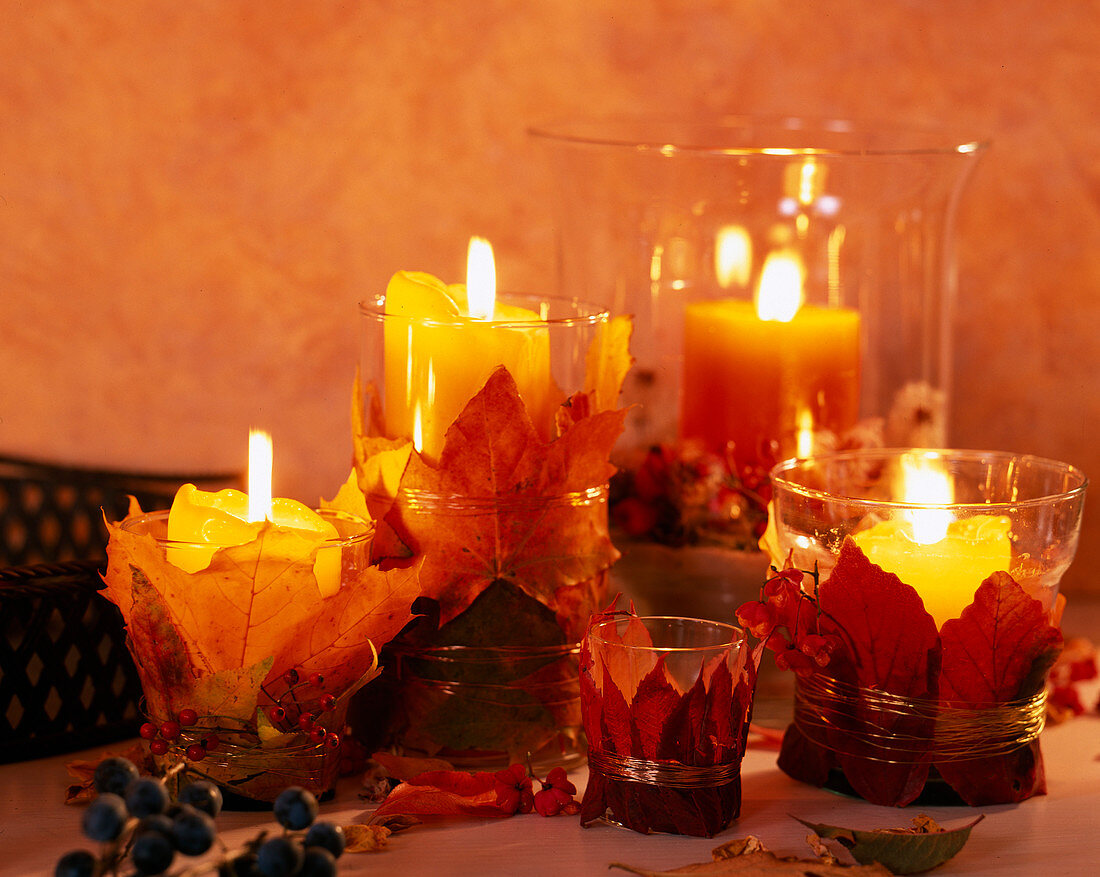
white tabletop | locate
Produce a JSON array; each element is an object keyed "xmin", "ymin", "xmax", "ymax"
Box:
[{"xmin": 5, "ymin": 599, "xmax": 1099, "ymax": 877}]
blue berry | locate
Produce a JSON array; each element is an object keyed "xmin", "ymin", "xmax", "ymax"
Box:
[
  {"xmin": 125, "ymin": 777, "xmax": 170, "ymax": 818},
  {"xmin": 131, "ymin": 831, "xmax": 175, "ymax": 875},
  {"xmin": 81, "ymin": 793, "xmax": 128, "ymax": 842},
  {"xmin": 92, "ymin": 756, "xmax": 139, "ymax": 796},
  {"xmin": 272, "ymin": 786, "xmax": 318, "ymax": 831},
  {"xmin": 255, "ymin": 836, "xmax": 304, "ymax": 877},
  {"xmin": 299, "ymin": 847, "xmax": 337, "ymax": 877},
  {"xmin": 179, "ymin": 780, "xmax": 223, "ymax": 817},
  {"xmin": 172, "ymin": 804, "xmax": 216, "ymax": 856},
  {"xmin": 54, "ymin": 850, "xmax": 97, "ymax": 877},
  {"xmin": 135, "ymin": 813, "xmax": 175, "ymax": 838},
  {"xmin": 303, "ymin": 821, "xmax": 345, "ymax": 858}
]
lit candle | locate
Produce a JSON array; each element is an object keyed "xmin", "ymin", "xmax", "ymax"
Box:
[
  {"xmin": 680, "ymin": 249, "xmax": 860, "ymax": 468},
  {"xmin": 165, "ymin": 430, "xmax": 342, "ymax": 596},
  {"xmin": 383, "ymin": 238, "xmax": 553, "ymax": 460},
  {"xmin": 850, "ymin": 452, "xmax": 1012, "ymax": 627}
]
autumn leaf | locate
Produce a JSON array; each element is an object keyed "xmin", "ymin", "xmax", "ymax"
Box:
[
  {"xmin": 65, "ymin": 744, "xmax": 153, "ymax": 805},
  {"xmin": 370, "ymin": 751, "xmax": 456, "ymax": 781},
  {"xmin": 794, "ymin": 814, "xmax": 984, "ymax": 875},
  {"xmin": 610, "ymin": 844, "xmax": 892, "ymax": 876},
  {"xmin": 814, "ymin": 540, "xmax": 942, "ymax": 807},
  {"xmin": 369, "ymin": 770, "xmax": 508, "ymax": 821},
  {"xmin": 384, "ymin": 366, "xmax": 625, "ymax": 631},
  {"xmin": 103, "ymin": 500, "xmax": 421, "ymax": 722},
  {"xmin": 935, "ymin": 573, "xmax": 1062, "ymax": 804},
  {"xmin": 583, "ymin": 314, "xmax": 634, "ymax": 413},
  {"xmin": 343, "ymin": 823, "xmax": 392, "ymax": 852}
]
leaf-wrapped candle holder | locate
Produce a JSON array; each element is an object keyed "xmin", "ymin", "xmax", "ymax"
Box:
[
  {"xmin": 103, "ymin": 499, "xmax": 421, "ymax": 804},
  {"xmin": 742, "ymin": 448, "xmax": 1087, "ymax": 806},
  {"xmin": 579, "ymin": 610, "xmax": 756, "ymax": 836},
  {"xmin": 353, "ymin": 274, "xmax": 631, "ymax": 768}
]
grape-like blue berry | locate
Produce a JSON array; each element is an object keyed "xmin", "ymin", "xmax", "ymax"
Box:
[
  {"xmin": 299, "ymin": 847, "xmax": 337, "ymax": 877},
  {"xmin": 255, "ymin": 836, "xmax": 304, "ymax": 877},
  {"xmin": 272, "ymin": 786, "xmax": 318, "ymax": 831},
  {"xmin": 131, "ymin": 830, "xmax": 176, "ymax": 875},
  {"xmin": 135, "ymin": 813, "xmax": 175, "ymax": 839},
  {"xmin": 54, "ymin": 850, "xmax": 97, "ymax": 877},
  {"xmin": 171, "ymin": 803, "xmax": 216, "ymax": 856},
  {"xmin": 125, "ymin": 777, "xmax": 170, "ymax": 818},
  {"xmin": 81, "ymin": 793, "xmax": 129, "ymax": 842},
  {"xmin": 179, "ymin": 779, "xmax": 224, "ymax": 817},
  {"xmin": 92, "ymin": 756, "xmax": 139, "ymax": 796},
  {"xmin": 303, "ymin": 821, "xmax": 345, "ymax": 858}
]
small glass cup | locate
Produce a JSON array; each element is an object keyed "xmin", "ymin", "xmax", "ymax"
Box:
[{"xmin": 580, "ymin": 615, "xmax": 753, "ymax": 837}]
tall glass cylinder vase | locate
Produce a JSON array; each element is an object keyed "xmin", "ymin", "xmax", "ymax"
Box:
[{"xmin": 531, "ymin": 116, "xmax": 988, "ymax": 618}]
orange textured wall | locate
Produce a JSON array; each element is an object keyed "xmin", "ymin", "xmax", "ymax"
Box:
[{"xmin": 1, "ymin": 2, "xmax": 1097, "ymax": 590}]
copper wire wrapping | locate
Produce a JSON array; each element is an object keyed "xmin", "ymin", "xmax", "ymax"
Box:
[{"xmin": 587, "ymin": 749, "xmax": 740, "ymax": 789}]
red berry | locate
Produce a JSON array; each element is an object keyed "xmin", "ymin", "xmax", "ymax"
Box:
[
  {"xmin": 202, "ymin": 734, "xmax": 220, "ymax": 751},
  {"xmin": 268, "ymin": 706, "xmax": 286, "ymax": 724},
  {"xmin": 324, "ymin": 733, "xmax": 340, "ymax": 749},
  {"xmin": 160, "ymin": 721, "xmax": 181, "ymax": 740},
  {"xmin": 320, "ymin": 694, "xmax": 337, "ymax": 712},
  {"xmin": 283, "ymin": 668, "xmax": 300, "ymax": 686},
  {"xmin": 150, "ymin": 739, "xmax": 169, "ymax": 756},
  {"xmin": 308, "ymin": 673, "xmax": 324, "ymax": 687},
  {"xmin": 139, "ymin": 722, "xmax": 159, "ymax": 740},
  {"xmin": 178, "ymin": 708, "xmax": 198, "ymax": 726},
  {"xmin": 298, "ymin": 713, "xmax": 314, "ymax": 731},
  {"xmin": 309, "ymin": 727, "xmax": 326, "ymax": 744},
  {"xmin": 185, "ymin": 744, "xmax": 206, "ymax": 761}
]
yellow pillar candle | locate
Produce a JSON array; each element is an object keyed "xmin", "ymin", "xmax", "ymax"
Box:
[
  {"xmin": 851, "ymin": 515, "xmax": 1013, "ymax": 628},
  {"xmin": 383, "ymin": 240, "xmax": 553, "ymax": 461},
  {"xmin": 165, "ymin": 431, "xmax": 341, "ymax": 597}
]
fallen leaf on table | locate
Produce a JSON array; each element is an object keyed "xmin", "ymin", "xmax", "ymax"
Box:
[
  {"xmin": 370, "ymin": 750, "xmax": 455, "ymax": 781},
  {"xmin": 64, "ymin": 743, "xmax": 153, "ymax": 804},
  {"xmin": 610, "ymin": 849, "xmax": 891, "ymax": 875},
  {"xmin": 794, "ymin": 813, "xmax": 984, "ymax": 875},
  {"xmin": 343, "ymin": 823, "xmax": 392, "ymax": 852}
]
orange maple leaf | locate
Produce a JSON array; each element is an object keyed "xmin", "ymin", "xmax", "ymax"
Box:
[
  {"xmin": 383, "ymin": 367, "xmax": 625, "ymax": 634},
  {"xmin": 103, "ymin": 500, "xmax": 421, "ymax": 721}
]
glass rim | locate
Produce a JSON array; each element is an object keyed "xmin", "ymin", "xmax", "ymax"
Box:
[
  {"xmin": 528, "ymin": 113, "xmax": 989, "ymax": 158},
  {"xmin": 119, "ymin": 507, "xmax": 373, "ymax": 549},
  {"xmin": 588, "ymin": 615, "xmax": 745, "ymax": 652},
  {"xmin": 770, "ymin": 447, "xmax": 1089, "ymax": 511},
  {"xmin": 358, "ymin": 291, "xmax": 610, "ymax": 329}
]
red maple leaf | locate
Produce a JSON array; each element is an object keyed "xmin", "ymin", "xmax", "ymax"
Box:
[{"xmin": 934, "ymin": 572, "xmax": 1062, "ymax": 804}]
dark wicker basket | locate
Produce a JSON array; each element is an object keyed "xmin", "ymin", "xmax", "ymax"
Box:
[{"xmin": 0, "ymin": 455, "xmax": 240, "ymax": 761}]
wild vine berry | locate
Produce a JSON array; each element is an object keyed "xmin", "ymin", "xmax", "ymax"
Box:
[
  {"xmin": 298, "ymin": 713, "xmax": 315, "ymax": 731},
  {"xmin": 309, "ymin": 727, "xmax": 326, "ymax": 744},
  {"xmin": 774, "ymin": 646, "xmax": 816, "ymax": 678},
  {"xmin": 284, "ymin": 668, "xmax": 300, "ymax": 686},
  {"xmin": 533, "ymin": 767, "xmax": 577, "ymax": 816},
  {"xmin": 493, "ymin": 763, "xmax": 533, "ymax": 814},
  {"xmin": 202, "ymin": 733, "xmax": 220, "ymax": 752},
  {"xmin": 185, "ymin": 743, "xmax": 207, "ymax": 762},
  {"xmin": 93, "ymin": 757, "xmax": 140, "ymax": 795},
  {"xmin": 320, "ymin": 694, "xmax": 337, "ymax": 712},
  {"xmin": 268, "ymin": 706, "xmax": 286, "ymax": 724},
  {"xmin": 159, "ymin": 721, "xmax": 181, "ymax": 741},
  {"xmin": 273, "ymin": 786, "xmax": 319, "ymax": 831},
  {"xmin": 149, "ymin": 739, "xmax": 169, "ymax": 757},
  {"xmin": 324, "ymin": 733, "xmax": 340, "ymax": 750},
  {"xmin": 139, "ymin": 722, "xmax": 159, "ymax": 740},
  {"xmin": 308, "ymin": 672, "xmax": 324, "ymax": 687},
  {"xmin": 177, "ymin": 708, "xmax": 198, "ymax": 726}
]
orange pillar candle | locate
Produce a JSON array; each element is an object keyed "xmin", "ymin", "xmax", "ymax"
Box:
[{"xmin": 680, "ymin": 253, "xmax": 860, "ymax": 469}]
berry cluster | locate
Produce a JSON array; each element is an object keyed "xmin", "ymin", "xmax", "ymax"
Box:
[
  {"xmin": 56, "ymin": 757, "xmax": 348, "ymax": 877},
  {"xmin": 263, "ymin": 668, "xmax": 341, "ymax": 750},
  {"xmin": 493, "ymin": 764, "xmax": 580, "ymax": 817},
  {"xmin": 140, "ymin": 709, "xmax": 221, "ymax": 761},
  {"xmin": 736, "ymin": 566, "xmax": 840, "ymax": 678},
  {"xmin": 56, "ymin": 756, "xmax": 221, "ymax": 877}
]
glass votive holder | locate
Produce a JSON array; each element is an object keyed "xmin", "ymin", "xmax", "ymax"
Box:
[
  {"xmin": 579, "ymin": 613, "xmax": 754, "ymax": 836},
  {"xmin": 355, "ymin": 289, "xmax": 623, "ymax": 769},
  {"xmin": 757, "ymin": 448, "xmax": 1087, "ymax": 806},
  {"xmin": 107, "ymin": 507, "xmax": 376, "ymax": 805}
]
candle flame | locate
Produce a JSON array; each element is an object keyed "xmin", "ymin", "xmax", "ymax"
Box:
[
  {"xmin": 466, "ymin": 236, "xmax": 496, "ymax": 320},
  {"xmin": 247, "ymin": 429, "xmax": 273, "ymax": 523},
  {"xmin": 755, "ymin": 250, "xmax": 804, "ymax": 322},
  {"xmin": 714, "ymin": 225, "xmax": 752, "ymax": 288},
  {"xmin": 795, "ymin": 408, "xmax": 815, "ymax": 458},
  {"xmin": 899, "ymin": 452, "xmax": 953, "ymax": 544},
  {"xmin": 412, "ymin": 404, "xmax": 424, "ymax": 453}
]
